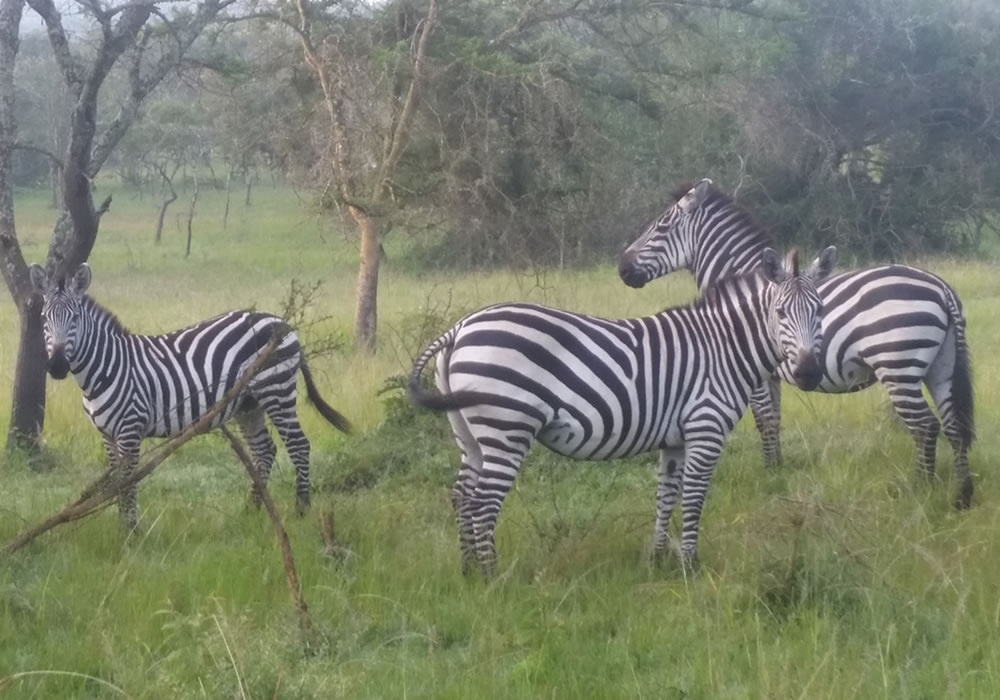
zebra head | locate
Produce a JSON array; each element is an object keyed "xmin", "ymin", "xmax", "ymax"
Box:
[
  {"xmin": 759, "ymin": 246, "xmax": 837, "ymax": 391},
  {"xmin": 29, "ymin": 263, "xmax": 92, "ymax": 380},
  {"xmin": 619, "ymin": 178, "xmax": 713, "ymax": 288}
]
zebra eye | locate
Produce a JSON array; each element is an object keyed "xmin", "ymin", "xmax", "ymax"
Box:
[{"xmin": 777, "ymin": 308, "xmax": 788, "ymax": 320}]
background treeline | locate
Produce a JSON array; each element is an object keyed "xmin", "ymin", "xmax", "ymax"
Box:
[{"xmin": 13, "ymin": 0, "xmax": 1000, "ymax": 266}]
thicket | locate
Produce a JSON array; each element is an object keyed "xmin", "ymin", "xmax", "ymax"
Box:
[{"xmin": 12, "ymin": 0, "xmax": 1000, "ymax": 265}]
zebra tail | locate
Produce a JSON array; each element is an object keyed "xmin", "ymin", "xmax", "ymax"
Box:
[
  {"xmin": 947, "ymin": 298, "xmax": 975, "ymax": 449},
  {"xmin": 300, "ymin": 359, "xmax": 353, "ymax": 434},
  {"xmin": 409, "ymin": 328, "xmax": 493, "ymax": 412}
]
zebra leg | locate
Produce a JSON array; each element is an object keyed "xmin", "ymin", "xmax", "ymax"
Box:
[
  {"xmin": 926, "ymin": 375, "xmax": 974, "ymax": 510},
  {"xmin": 452, "ymin": 462, "xmax": 480, "ymax": 576},
  {"xmin": 116, "ymin": 434, "xmax": 142, "ymax": 532},
  {"xmin": 878, "ymin": 375, "xmax": 940, "ymax": 480},
  {"xmin": 651, "ymin": 447, "xmax": 685, "ymax": 561},
  {"xmin": 678, "ymin": 430, "xmax": 725, "ymax": 570},
  {"xmin": 445, "ymin": 415, "xmax": 483, "ymax": 576},
  {"xmin": 436, "ymin": 362, "xmax": 488, "ymax": 575},
  {"xmin": 269, "ymin": 407, "xmax": 313, "ymax": 515},
  {"xmin": 236, "ymin": 408, "xmax": 277, "ymax": 509},
  {"xmin": 101, "ymin": 435, "xmax": 126, "ymax": 526},
  {"xmin": 469, "ymin": 444, "xmax": 527, "ymax": 578},
  {"xmin": 749, "ymin": 377, "xmax": 782, "ymax": 467}
]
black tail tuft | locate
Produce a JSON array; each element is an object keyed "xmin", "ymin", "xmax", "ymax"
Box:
[
  {"xmin": 951, "ymin": 323, "xmax": 975, "ymax": 449},
  {"xmin": 301, "ymin": 360, "xmax": 353, "ymax": 434},
  {"xmin": 408, "ymin": 380, "xmax": 492, "ymax": 412}
]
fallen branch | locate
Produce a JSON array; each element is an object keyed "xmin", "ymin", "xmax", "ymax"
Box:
[
  {"xmin": 219, "ymin": 425, "xmax": 319, "ymax": 646},
  {"xmin": 2, "ymin": 334, "xmax": 281, "ymax": 556}
]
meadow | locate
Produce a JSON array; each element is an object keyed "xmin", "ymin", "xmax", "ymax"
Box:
[{"xmin": 1, "ymin": 183, "xmax": 999, "ymax": 699}]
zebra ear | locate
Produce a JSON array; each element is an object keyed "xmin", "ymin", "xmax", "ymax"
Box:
[
  {"xmin": 29, "ymin": 264, "xmax": 50, "ymax": 294},
  {"xmin": 806, "ymin": 246, "xmax": 837, "ymax": 282},
  {"xmin": 677, "ymin": 178, "xmax": 713, "ymax": 214},
  {"xmin": 760, "ymin": 248, "xmax": 788, "ymax": 284},
  {"xmin": 68, "ymin": 263, "xmax": 92, "ymax": 296}
]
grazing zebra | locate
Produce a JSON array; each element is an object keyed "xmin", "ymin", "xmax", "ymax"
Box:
[
  {"xmin": 30, "ymin": 263, "xmax": 352, "ymax": 530},
  {"xmin": 409, "ymin": 246, "xmax": 836, "ymax": 575},
  {"xmin": 619, "ymin": 179, "xmax": 975, "ymax": 508}
]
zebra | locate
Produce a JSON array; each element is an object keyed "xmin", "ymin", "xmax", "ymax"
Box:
[
  {"xmin": 409, "ymin": 246, "xmax": 836, "ymax": 575},
  {"xmin": 618, "ymin": 179, "xmax": 975, "ymax": 509},
  {"xmin": 30, "ymin": 262, "xmax": 353, "ymax": 530}
]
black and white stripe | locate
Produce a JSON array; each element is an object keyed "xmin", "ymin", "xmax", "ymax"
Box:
[
  {"xmin": 619, "ymin": 179, "xmax": 975, "ymax": 508},
  {"xmin": 410, "ymin": 247, "xmax": 835, "ymax": 575},
  {"xmin": 31, "ymin": 263, "xmax": 352, "ymax": 530}
]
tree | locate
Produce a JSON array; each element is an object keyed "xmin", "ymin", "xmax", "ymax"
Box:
[
  {"xmin": 247, "ymin": 0, "xmax": 441, "ymax": 352},
  {"xmin": 302, "ymin": 0, "xmax": 440, "ymax": 352},
  {"xmin": 0, "ymin": 0, "xmax": 237, "ymax": 449}
]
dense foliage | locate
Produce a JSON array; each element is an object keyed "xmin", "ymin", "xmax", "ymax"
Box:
[{"xmin": 13, "ymin": 0, "xmax": 1000, "ymax": 264}]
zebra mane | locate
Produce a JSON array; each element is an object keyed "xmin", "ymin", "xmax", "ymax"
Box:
[
  {"xmin": 671, "ymin": 180, "xmax": 775, "ymax": 247},
  {"xmin": 664, "ymin": 268, "xmax": 762, "ymax": 315},
  {"xmin": 83, "ymin": 295, "xmax": 131, "ymax": 335},
  {"xmin": 697, "ymin": 269, "xmax": 760, "ymax": 307}
]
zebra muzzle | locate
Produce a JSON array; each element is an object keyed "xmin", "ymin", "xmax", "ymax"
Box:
[
  {"xmin": 792, "ymin": 350, "xmax": 821, "ymax": 391},
  {"xmin": 48, "ymin": 347, "xmax": 71, "ymax": 380},
  {"xmin": 618, "ymin": 258, "xmax": 648, "ymax": 289}
]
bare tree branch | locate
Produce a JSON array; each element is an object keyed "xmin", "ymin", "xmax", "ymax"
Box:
[
  {"xmin": 221, "ymin": 426, "xmax": 318, "ymax": 644},
  {"xmin": 12, "ymin": 142, "xmax": 64, "ymax": 168},
  {"xmin": 91, "ymin": 0, "xmax": 241, "ymax": 176},
  {"xmin": 23, "ymin": 0, "xmax": 82, "ymax": 94},
  {"xmin": 374, "ymin": 0, "xmax": 440, "ymax": 200}
]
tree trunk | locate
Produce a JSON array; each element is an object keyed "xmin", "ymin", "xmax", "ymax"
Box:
[
  {"xmin": 185, "ymin": 174, "xmax": 199, "ymax": 258},
  {"xmin": 0, "ymin": 0, "xmax": 43, "ymax": 451},
  {"xmin": 155, "ymin": 190, "xmax": 177, "ymax": 244},
  {"xmin": 151, "ymin": 162, "xmax": 178, "ymax": 244},
  {"xmin": 7, "ymin": 295, "xmax": 46, "ymax": 449},
  {"xmin": 351, "ymin": 205, "xmax": 380, "ymax": 353},
  {"xmin": 49, "ymin": 161, "xmax": 59, "ymax": 209},
  {"xmin": 244, "ymin": 169, "xmax": 254, "ymax": 207},
  {"xmin": 222, "ymin": 167, "xmax": 232, "ymax": 229}
]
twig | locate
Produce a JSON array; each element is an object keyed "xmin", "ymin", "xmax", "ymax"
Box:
[
  {"xmin": 319, "ymin": 509, "xmax": 338, "ymax": 558},
  {"xmin": 2, "ymin": 335, "xmax": 281, "ymax": 555},
  {"xmin": 219, "ymin": 425, "xmax": 319, "ymax": 645}
]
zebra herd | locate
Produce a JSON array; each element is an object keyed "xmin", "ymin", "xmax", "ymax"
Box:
[{"xmin": 31, "ymin": 179, "xmax": 975, "ymax": 577}]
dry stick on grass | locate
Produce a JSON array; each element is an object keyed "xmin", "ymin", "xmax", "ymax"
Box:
[
  {"xmin": 1, "ymin": 335, "xmax": 281, "ymax": 556},
  {"xmin": 219, "ymin": 425, "xmax": 317, "ymax": 641}
]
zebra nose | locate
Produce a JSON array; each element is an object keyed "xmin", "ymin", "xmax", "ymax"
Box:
[
  {"xmin": 48, "ymin": 345, "xmax": 70, "ymax": 380},
  {"xmin": 619, "ymin": 259, "xmax": 647, "ymax": 289},
  {"xmin": 792, "ymin": 349, "xmax": 821, "ymax": 391}
]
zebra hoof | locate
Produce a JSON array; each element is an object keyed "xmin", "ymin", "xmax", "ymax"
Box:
[
  {"xmin": 680, "ymin": 550, "xmax": 700, "ymax": 575},
  {"xmin": 954, "ymin": 480, "xmax": 973, "ymax": 510},
  {"xmin": 647, "ymin": 544, "xmax": 673, "ymax": 568},
  {"xmin": 477, "ymin": 559, "xmax": 498, "ymax": 581},
  {"xmin": 296, "ymin": 498, "xmax": 311, "ymax": 517}
]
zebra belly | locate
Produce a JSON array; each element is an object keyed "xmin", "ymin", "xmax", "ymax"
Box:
[
  {"xmin": 145, "ymin": 390, "xmax": 242, "ymax": 438},
  {"xmin": 535, "ymin": 406, "xmax": 683, "ymax": 459}
]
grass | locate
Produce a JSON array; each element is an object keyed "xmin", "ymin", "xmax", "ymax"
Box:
[{"xmin": 1, "ymin": 183, "xmax": 999, "ymax": 698}]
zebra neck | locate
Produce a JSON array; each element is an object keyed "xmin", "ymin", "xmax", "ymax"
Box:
[
  {"xmin": 695, "ymin": 276, "xmax": 781, "ymax": 385},
  {"xmin": 691, "ymin": 201, "xmax": 773, "ymax": 292},
  {"xmin": 73, "ymin": 298, "xmax": 130, "ymax": 393}
]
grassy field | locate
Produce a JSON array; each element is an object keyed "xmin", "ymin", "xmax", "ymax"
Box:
[{"xmin": 1, "ymin": 184, "xmax": 999, "ymax": 699}]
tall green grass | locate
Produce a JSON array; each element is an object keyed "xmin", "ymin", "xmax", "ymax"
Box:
[{"xmin": 1, "ymin": 184, "xmax": 999, "ymax": 698}]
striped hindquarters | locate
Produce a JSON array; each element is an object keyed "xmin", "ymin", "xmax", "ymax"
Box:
[{"xmin": 811, "ymin": 265, "xmax": 956, "ymax": 391}]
